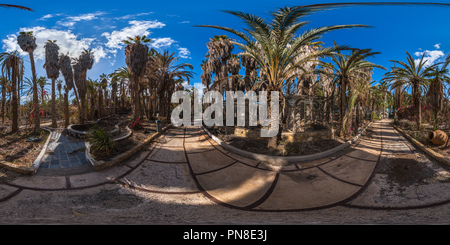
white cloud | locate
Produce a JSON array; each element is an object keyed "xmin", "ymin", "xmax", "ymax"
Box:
[
  {"xmin": 38, "ymin": 13, "xmax": 62, "ymax": 21},
  {"xmin": 68, "ymin": 12, "xmax": 104, "ymax": 22},
  {"xmin": 150, "ymin": 37, "xmax": 176, "ymax": 49},
  {"xmin": 91, "ymin": 46, "xmax": 107, "ymax": 63},
  {"xmin": 178, "ymin": 47, "xmax": 191, "ymax": 59},
  {"xmin": 56, "ymin": 12, "xmax": 105, "ymax": 28},
  {"xmin": 102, "ymin": 20, "xmax": 165, "ymax": 50},
  {"xmin": 2, "ymin": 26, "xmax": 95, "ymax": 61},
  {"xmin": 434, "ymin": 43, "xmax": 441, "ymax": 49},
  {"xmin": 116, "ymin": 12, "xmax": 154, "ymax": 20},
  {"xmin": 179, "ymin": 21, "xmax": 190, "ymax": 24},
  {"xmin": 414, "ymin": 49, "xmax": 444, "ymax": 67}
]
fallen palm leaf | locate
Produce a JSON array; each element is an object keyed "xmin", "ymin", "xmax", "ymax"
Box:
[{"xmin": 72, "ymin": 210, "xmax": 87, "ymax": 216}]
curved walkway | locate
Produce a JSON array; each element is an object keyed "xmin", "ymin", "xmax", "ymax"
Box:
[{"xmin": 1, "ymin": 119, "xmax": 450, "ymax": 221}]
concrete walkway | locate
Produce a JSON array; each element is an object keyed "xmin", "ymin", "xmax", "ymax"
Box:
[
  {"xmin": 39, "ymin": 128, "xmax": 89, "ymax": 170},
  {"xmin": 1, "ymin": 119, "xmax": 450, "ymax": 224}
]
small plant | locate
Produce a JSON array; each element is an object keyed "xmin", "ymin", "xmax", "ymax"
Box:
[
  {"xmin": 129, "ymin": 117, "xmax": 143, "ymax": 130},
  {"xmin": 87, "ymin": 125, "xmax": 117, "ymax": 158}
]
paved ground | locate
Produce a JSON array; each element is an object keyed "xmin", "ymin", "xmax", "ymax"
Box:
[
  {"xmin": 0, "ymin": 119, "xmax": 450, "ymax": 224},
  {"xmin": 39, "ymin": 128, "xmax": 89, "ymax": 170}
]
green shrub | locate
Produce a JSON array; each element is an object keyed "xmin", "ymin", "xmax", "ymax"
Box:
[{"xmin": 87, "ymin": 125, "xmax": 117, "ymax": 158}]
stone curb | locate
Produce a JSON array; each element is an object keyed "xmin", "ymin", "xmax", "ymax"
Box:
[
  {"xmin": 202, "ymin": 122, "xmax": 373, "ymax": 165},
  {"xmin": 0, "ymin": 127, "xmax": 53, "ymax": 175},
  {"xmin": 86, "ymin": 124, "xmax": 172, "ymax": 171},
  {"xmin": 392, "ymin": 124, "xmax": 450, "ymax": 166}
]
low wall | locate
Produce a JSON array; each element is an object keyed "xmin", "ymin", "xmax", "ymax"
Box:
[{"xmin": 233, "ymin": 127, "xmax": 332, "ymax": 142}]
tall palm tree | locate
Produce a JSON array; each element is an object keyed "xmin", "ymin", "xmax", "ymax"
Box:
[
  {"xmin": 110, "ymin": 66, "xmax": 130, "ymax": 109},
  {"xmin": 110, "ymin": 76, "xmax": 119, "ymax": 114},
  {"xmin": 37, "ymin": 76, "xmax": 48, "ymax": 107},
  {"xmin": 204, "ymin": 35, "xmax": 233, "ymax": 95},
  {"xmin": 200, "ymin": 60, "xmax": 211, "ymax": 91},
  {"xmin": 59, "ymin": 53, "xmax": 75, "ymax": 127},
  {"xmin": 43, "ymin": 40, "xmax": 60, "ymax": 128},
  {"xmin": 17, "ymin": 31, "xmax": 40, "ymax": 132},
  {"xmin": 383, "ymin": 52, "xmax": 435, "ymax": 129},
  {"xmin": 240, "ymin": 55, "xmax": 258, "ymax": 92},
  {"xmin": 123, "ymin": 35, "xmax": 149, "ymax": 121},
  {"xmin": 56, "ymin": 79, "xmax": 62, "ymax": 104},
  {"xmin": 227, "ymin": 54, "xmax": 241, "ymax": 91},
  {"xmin": 153, "ymin": 50, "xmax": 194, "ymax": 117},
  {"xmin": 321, "ymin": 48, "xmax": 385, "ymax": 136},
  {"xmin": 426, "ymin": 56, "xmax": 450, "ymax": 119},
  {"xmin": 0, "ymin": 51, "xmax": 22, "ymax": 132},
  {"xmin": 86, "ymin": 78, "xmax": 98, "ymax": 120},
  {"xmin": 196, "ymin": 6, "xmax": 368, "ymax": 149},
  {"xmin": 99, "ymin": 73, "xmax": 108, "ymax": 118},
  {"xmin": 73, "ymin": 49, "xmax": 94, "ymax": 124},
  {"xmin": 0, "ymin": 76, "xmax": 6, "ymax": 124}
]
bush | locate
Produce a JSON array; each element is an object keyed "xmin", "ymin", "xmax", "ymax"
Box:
[{"xmin": 87, "ymin": 124, "xmax": 117, "ymax": 158}]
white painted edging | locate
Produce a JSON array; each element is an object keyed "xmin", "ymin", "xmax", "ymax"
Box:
[{"xmin": 202, "ymin": 122, "xmax": 373, "ymax": 165}]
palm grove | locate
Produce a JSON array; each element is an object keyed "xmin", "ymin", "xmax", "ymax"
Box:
[{"xmin": 1, "ymin": 5, "xmax": 450, "ymax": 151}]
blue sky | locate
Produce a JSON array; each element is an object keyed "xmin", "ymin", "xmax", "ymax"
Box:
[{"xmin": 2, "ymin": 0, "xmax": 450, "ymax": 99}]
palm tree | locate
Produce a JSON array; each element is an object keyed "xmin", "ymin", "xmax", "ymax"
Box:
[
  {"xmin": 0, "ymin": 76, "xmax": 6, "ymax": 124},
  {"xmin": 377, "ymin": 80, "xmax": 390, "ymax": 118},
  {"xmin": 43, "ymin": 40, "xmax": 60, "ymax": 128},
  {"xmin": 196, "ymin": 6, "xmax": 368, "ymax": 149},
  {"xmin": 123, "ymin": 35, "xmax": 150, "ymax": 121},
  {"xmin": 59, "ymin": 53, "xmax": 75, "ymax": 127},
  {"xmin": 426, "ymin": 56, "xmax": 450, "ymax": 119},
  {"xmin": 321, "ymin": 48, "xmax": 385, "ymax": 136},
  {"xmin": 110, "ymin": 66, "xmax": 130, "ymax": 109},
  {"xmin": 152, "ymin": 50, "xmax": 194, "ymax": 117},
  {"xmin": 200, "ymin": 60, "xmax": 211, "ymax": 91},
  {"xmin": 86, "ymin": 78, "xmax": 98, "ymax": 120},
  {"xmin": 383, "ymin": 51, "xmax": 434, "ymax": 129},
  {"xmin": 56, "ymin": 79, "xmax": 62, "ymax": 103},
  {"xmin": 203, "ymin": 35, "xmax": 234, "ymax": 95},
  {"xmin": 73, "ymin": 49, "xmax": 94, "ymax": 124},
  {"xmin": 37, "ymin": 76, "xmax": 48, "ymax": 108},
  {"xmin": 0, "ymin": 51, "xmax": 23, "ymax": 132},
  {"xmin": 99, "ymin": 73, "xmax": 108, "ymax": 118},
  {"xmin": 17, "ymin": 31, "xmax": 40, "ymax": 132},
  {"xmin": 240, "ymin": 55, "xmax": 258, "ymax": 92}
]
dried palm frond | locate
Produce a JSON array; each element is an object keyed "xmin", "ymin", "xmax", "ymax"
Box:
[
  {"xmin": 17, "ymin": 32, "xmax": 37, "ymax": 53},
  {"xmin": 0, "ymin": 4, "xmax": 32, "ymax": 11},
  {"xmin": 72, "ymin": 60, "xmax": 86, "ymax": 96},
  {"xmin": 80, "ymin": 49, "xmax": 94, "ymax": 70},
  {"xmin": 59, "ymin": 53, "xmax": 74, "ymax": 90},
  {"xmin": 43, "ymin": 40, "xmax": 60, "ymax": 79},
  {"xmin": 124, "ymin": 42, "xmax": 148, "ymax": 77}
]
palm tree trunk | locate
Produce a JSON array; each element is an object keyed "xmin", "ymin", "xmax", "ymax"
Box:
[
  {"xmin": 72, "ymin": 85, "xmax": 81, "ymax": 121},
  {"xmin": 90, "ymin": 93, "xmax": 96, "ymax": 120},
  {"xmin": 80, "ymin": 97, "xmax": 86, "ymax": 124},
  {"xmin": 133, "ymin": 77, "xmax": 141, "ymax": 120},
  {"xmin": 413, "ymin": 81, "xmax": 421, "ymax": 129},
  {"xmin": 339, "ymin": 78, "xmax": 348, "ymax": 137},
  {"xmin": 11, "ymin": 72, "xmax": 18, "ymax": 132},
  {"xmin": 51, "ymin": 77, "xmax": 57, "ymax": 128},
  {"xmin": 1, "ymin": 83, "xmax": 5, "ymax": 124},
  {"xmin": 64, "ymin": 89, "xmax": 69, "ymax": 128},
  {"xmin": 29, "ymin": 53, "xmax": 40, "ymax": 132},
  {"xmin": 98, "ymin": 89, "xmax": 103, "ymax": 119}
]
